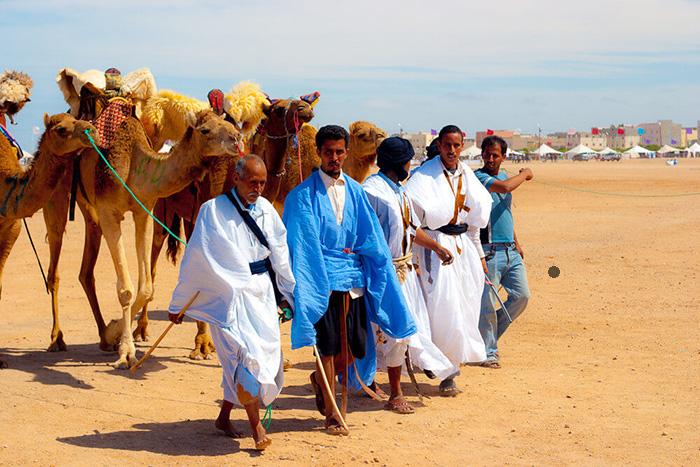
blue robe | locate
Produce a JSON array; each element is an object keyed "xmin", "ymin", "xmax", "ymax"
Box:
[{"xmin": 283, "ymin": 170, "xmax": 416, "ymax": 387}]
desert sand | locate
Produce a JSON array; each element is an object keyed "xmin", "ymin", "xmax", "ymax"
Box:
[{"xmin": 1, "ymin": 159, "xmax": 698, "ymax": 465}]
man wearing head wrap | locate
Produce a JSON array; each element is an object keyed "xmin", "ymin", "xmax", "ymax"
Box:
[
  {"xmin": 363, "ymin": 137, "xmax": 459, "ymax": 412},
  {"xmin": 406, "ymin": 125, "xmax": 493, "ymax": 396}
]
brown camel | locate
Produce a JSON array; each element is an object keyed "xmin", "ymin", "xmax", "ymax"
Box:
[
  {"xmin": 133, "ymin": 97, "xmax": 318, "ymax": 359},
  {"xmin": 0, "ymin": 114, "xmax": 97, "ymax": 366},
  {"xmin": 42, "ymin": 110, "xmax": 240, "ymax": 367},
  {"xmin": 344, "ymin": 121, "xmax": 387, "ymax": 183}
]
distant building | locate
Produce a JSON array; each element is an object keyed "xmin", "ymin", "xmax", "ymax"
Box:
[
  {"xmin": 567, "ymin": 132, "xmax": 606, "ymax": 150},
  {"xmin": 638, "ymin": 120, "xmax": 683, "ymax": 147},
  {"xmin": 475, "ymin": 130, "xmax": 537, "ymax": 151},
  {"xmin": 681, "ymin": 127, "xmax": 698, "ymax": 147},
  {"xmin": 402, "ymin": 132, "xmax": 436, "ymax": 159},
  {"xmin": 606, "ymin": 125, "xmax": 640, "ymax": 150}
]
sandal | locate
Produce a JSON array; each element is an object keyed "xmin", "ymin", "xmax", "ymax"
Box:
[
  {"xmin": 310, "ymin": 372, "xmax": 326, "ymax": 415},
  {"xmin": 439, "ymin": 378, "xmax": 461, "ymax": 397},
  {"xmin": 325, "ymin": 417, "xmax": 349, "ymax": 436},
  {"xmin": 384, "ymin": 396, "xmax": 415, "ymax": 414},
  {"xmin": 481, "ymin": 360, "xmax": 501, "ymax": 369}
]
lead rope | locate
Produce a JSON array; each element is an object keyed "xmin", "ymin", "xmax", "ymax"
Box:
[
  {"xmin": 84, "ymin": 129, "xmax": 187, "ymax": 246},
  {"xmin": 293, "ymin": 111, "xmax": 303, "ymax": 184}
]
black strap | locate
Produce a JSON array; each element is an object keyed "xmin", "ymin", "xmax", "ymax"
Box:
[
  {"xmin": 436, "ymin": 224, "xmax": 469, "ymax": 235},
  {"xmin": 225, "ymin": 191, "xmax": 283, "ymax": 304}
]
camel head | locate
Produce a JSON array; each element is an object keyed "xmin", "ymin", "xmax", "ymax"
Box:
[
  {"xmin": 186, "ymin": 109, "xmax": 242, "ymax": 157},
  {"xmin": 0, "ymin": 70, "xmax": 33, "ymax": 123},
  {"xmin": 41, "ymin": 113, "xmax": 99, "ymax": 156},
  {"xmin": 349, "ymin": 121, "xmax": 387, "ymax": 164},
  {"xmin": 262, "ymin": 98, "xmax": 314, "ymax": 138}
]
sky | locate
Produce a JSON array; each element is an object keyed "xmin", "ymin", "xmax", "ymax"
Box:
[{"xmin": 2, "ymin": 0, "xmax": 700, "ymax": 148}]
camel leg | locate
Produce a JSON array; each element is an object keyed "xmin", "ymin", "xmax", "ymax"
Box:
[
  {"xmin": 76, "ymin": 201, "xmax": 110, "ymax": 350},
  {"xmin": 129, "ymin": 211, "xmax": 155, "ymax": 323},
  {"xmin": 0, "ymin": 220, "xmax": 21, "ymax": 302},
  {"xmin": 190, "ymin": 321, "xmax": 216, "ymax": 360},
  {"xmin": 43, "ymin": 190, "xmax": 71, "ymax": 352},
  {"xmin": 134, "ymin": 204, "xmax": 167, "ymax": 342},
  {"xmin": 99, "ymin": 213, "xmax": 136, "ymax": 369},
  {"xmin": 0, "ymin": 220, "xmax": 21, "ymax": 368}
]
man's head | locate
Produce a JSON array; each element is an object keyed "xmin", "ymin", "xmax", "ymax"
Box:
[
  {"xmin": 234, "ymin": 154, "xmax": 267, "ymax": 204},
  {"xmin": 376, "ymin": 136, "xmax": 414, "ymax": 182},
  {"xmin": 316, "ymin": 125, "xmax": 349, "ymax": 178},
  {"xmin": 481, "ymin": 135, "xmax": 507, "ymax": 173},
  {"xmin": 437, "ymin": 125, "xmax": 464, "ymax": 169}
]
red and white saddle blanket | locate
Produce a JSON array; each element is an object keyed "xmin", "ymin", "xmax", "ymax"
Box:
[{"xmin": 92, "ymin": 97, "xmax": 132, "ymax": 149}]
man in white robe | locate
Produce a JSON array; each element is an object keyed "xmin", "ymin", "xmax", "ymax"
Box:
[
  {"xmin": 406, "ymin": 125, "xmax": 493, "ymax": 396},
  {"xmin": 363, "ymin": 136, "xmax": 459, "ymax": 411},
  {"xmin": 168, "ymin": 154, "xmax": 295, "ymax": 451}
]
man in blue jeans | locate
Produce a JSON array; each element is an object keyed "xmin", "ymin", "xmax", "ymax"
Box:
[{"xmin": 474, "ymin": 135, "xmax": 533, "ymax": 368}]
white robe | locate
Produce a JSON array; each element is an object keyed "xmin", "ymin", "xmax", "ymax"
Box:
[
  {"xmin": 406, "ymin": 157, "xmax": 493, "ymax": 365},
  {"xmin": 363, "ymin": 173, "xmax": 458, "ymax": 380},
  {"xmin": 168, "ymin": 192, "xmax": 295, "ymax": 407}
]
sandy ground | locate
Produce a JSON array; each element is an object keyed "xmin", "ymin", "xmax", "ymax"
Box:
[{"xmin": 1, "ymin": 159, "xmax": 699, "ymax": 466}]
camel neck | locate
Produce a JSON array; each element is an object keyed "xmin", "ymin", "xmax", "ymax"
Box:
[{"xmin": 0, "ymin": 146, "xmax": 72, "ymax": 219}]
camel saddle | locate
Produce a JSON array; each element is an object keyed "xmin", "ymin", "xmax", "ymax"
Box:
[{"xmin": 92, "ymin": 97, "xmax": 133, "ymax": 150}]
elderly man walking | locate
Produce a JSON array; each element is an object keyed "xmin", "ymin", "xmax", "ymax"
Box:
[
  {"xmin": 283, "ymin": 125, "xmax": 415, "ymax": 435},
  {"xmin": 406, "ymin": 125, "xmax": 493, "ymax": 396},
  {"xmin": 168, "ymin": 154, "xmax": 295, "ymax": 451}
]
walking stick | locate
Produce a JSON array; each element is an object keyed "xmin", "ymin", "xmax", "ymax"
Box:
[
  {"xmin": 130, "ymin": 291, "xmax": 200, "ymax": 373},
  {"xmin": 485, "ymin": 278, "xmax": 512, "ymax": 323},
  {"xmin": 313, "ymin": 345, "xmax": 349, "ymax": 432},
  {"xmin": 339, "ymin": 294, "xmax": 350, "ymax": 419}
]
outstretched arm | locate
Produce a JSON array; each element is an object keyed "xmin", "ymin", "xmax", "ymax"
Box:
[{"xmin": 487, "ymin": 168, "xmax": 533, "ymax": 194}]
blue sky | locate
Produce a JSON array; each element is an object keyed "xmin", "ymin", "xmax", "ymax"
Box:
[{"xmin": 3, "ymin": 0, "xmax": 700, "ymax": 148}]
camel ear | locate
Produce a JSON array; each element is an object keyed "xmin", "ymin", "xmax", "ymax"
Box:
[
  {"xmin": 43, "ymin": 113, "xmax": 51, "ymax": 128},
  {"xmin": 262, "ymin": 100, "xmax": 272, "ymax": 117}
]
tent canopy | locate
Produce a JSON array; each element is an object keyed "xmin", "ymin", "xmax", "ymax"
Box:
[
  {"xmin": 532, "ymin": 143, "xmax": 561, "ymax": 155},
  {"xmin": 598, "ymin": 147, "xmax": 619, "ymax": 155},
  {"xmin": 460, "ymin": 144, "xmax": 482, "ymax": 159},
  {"xmin": 657, "ymin": 144, "xmax": 680, "ymax": 154},
  {"xmin": 565, "ymin": 144, "xmax": 596, "ymax": 156},
  {"xmin": 507, "ymin": 148, "xmax": 524, "ymax": 156},
  {"xmin": 623, "ymin": 145, "xmax": 653, "ymax": 154},
  {"xmin": 687, "ymin": 142, "xmax": 700, "ymax": 154}
]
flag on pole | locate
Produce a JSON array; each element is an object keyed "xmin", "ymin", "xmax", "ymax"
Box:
[
  {"xmin": 486, "ymin": 129, "xmax": 494, "ymax": 135},
  {"xmin": 591, "ymin": 127, "xmax": 599, "ymax": 135},
  {"xmin": 430, "ymin": 129, "xmax": 437, "ymax": 136},
  {"xmin": 637, "ymin": 127, "xmax": 645, "ymax": 135},
  {"xmin": 617, "ymin": 128, "xmax": 625, "ymax": 135},
  {"xmin": 686, "ymin": 128, "xmax": 693, "ymax": 135},
  {"xmin": 671, "ymin": 139, "xmax": 677, "ymax": 145}
]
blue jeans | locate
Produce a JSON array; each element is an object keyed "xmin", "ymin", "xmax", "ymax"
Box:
[{"xmin": 478, "ymin": 244, "xmax": 530, "ymax": 361}]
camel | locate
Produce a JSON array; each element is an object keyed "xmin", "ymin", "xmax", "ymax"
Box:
[
  {"xmin": 0, "ymin": 70, "xmax": 33, "ymax": 125},
  {"xmin": 344, "ymin": 121, "xmax": 387, "ymax": 183},
  {"xmin": 41, "ymin": 109, "xmax": 240, "ymax": 367},
  {"xmin": 133, "ymin": 96, "xmax": 318, "ymax": 359},
  {"xmin": 0, "ymin": 114, "xmax": 98, "ymax": 367}
]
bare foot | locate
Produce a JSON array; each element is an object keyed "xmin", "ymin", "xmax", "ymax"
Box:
[
  {"xmin": 253, "ymin": 424, "xmax": 271, "ymax": 450},
  {"xmin": 215, "ymin": 418, "xmax": 244, "ymax": 438}
]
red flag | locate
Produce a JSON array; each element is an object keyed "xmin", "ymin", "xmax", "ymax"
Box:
[
  {"xmin": 591, "ymin": 127, "xmax": 599, "ymax": 135},
  {"xmin": 617, "ymin": 128, "xmax": 624, "ymax": 135},
  {"xmin": 486, "ymin": 129, "xmax": 494, "ymax": 135}
]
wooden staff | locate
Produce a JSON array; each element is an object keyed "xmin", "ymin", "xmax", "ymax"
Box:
[
  {"xmin": 313, "ymin": 345, "xmax": 349, "ymax": 432},
  {"xmin": 130, "ymin": 291, "xmax": 200, "ymax": 374}
]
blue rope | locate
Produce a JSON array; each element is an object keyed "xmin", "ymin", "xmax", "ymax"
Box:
[{"xmin": 84, "ymin": 129, "xmax": 188, "ymax": 245}]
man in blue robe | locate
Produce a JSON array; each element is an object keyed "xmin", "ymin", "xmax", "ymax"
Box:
[{"xmin": 283, "ymin": 125, "xmax": 416, "ymax": 436}]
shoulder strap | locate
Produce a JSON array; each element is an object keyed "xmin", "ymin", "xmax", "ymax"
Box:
[{"xmin": 224, "ymin": 191, "xmax": 270, "ymax": 250}]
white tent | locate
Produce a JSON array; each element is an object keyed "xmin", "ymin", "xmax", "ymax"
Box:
[
  {"xmin": 598, "ymin": 147, "xmax": 619, "ymax": 155},
  {"xmin": 532, "ymin": 143, "xmax": 561, "ymax": 156},
  {"xmin": 460, "ymin": 144, "xmax": 482, "ymax": 160},
  {"xmin": 507, "ymin": 148, "xmax": 524, "ymax": 157},
  {"xmin": 657, "ymin": 144, "xmax": 680, "ymax": 155},
  {"xmin": 623, "ymin": 145, "xmax": 654, "ymax": 159},
  {"xmin": 565, "ymin": 144, "xmax": 596, "ymax": 157},
  {"xmin": 686, "ymin": 142, "xmax": 700, "ymax": 157}
]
